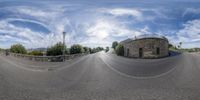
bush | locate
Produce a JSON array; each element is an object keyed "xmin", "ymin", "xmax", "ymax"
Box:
[
  {"xmin": 115, "ymin": 44, "xmax": 124, "ymax": 56},
  {"xmin": 46, "ymin": 42, "xmax": 68, "ymax": 56},
  {"xmin": 112, "ymin": 41, "xmax": 118, "ymax": 50},
  {"xmin": 28, "ymin": 51, "xmax": 43, "ymax": 56},
  {"xmin": 10, "ymin": 44, "xmax": 27, "ymax": 54},
  {"xmin": 70, "ymin": 44, "xmax": 84, "ymax": 54}
]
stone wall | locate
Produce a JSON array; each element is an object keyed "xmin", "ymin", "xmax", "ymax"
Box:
[
  {"xmin": 1, "ymin": 52, "xmax": 88, "ymax": 62},
  {"xmin": 122, "ymin": 38, "xmax": 169, "ymax": 58}
]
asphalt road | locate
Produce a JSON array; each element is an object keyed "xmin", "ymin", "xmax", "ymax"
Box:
[{"xmin": 0, "ymin": 52, "xmax": 200, "ymax": 100}]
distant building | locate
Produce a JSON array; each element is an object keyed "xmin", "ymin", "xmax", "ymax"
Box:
[{"xmin": 120, "ymin": 34, "xmax": 169, "ymax": 58}]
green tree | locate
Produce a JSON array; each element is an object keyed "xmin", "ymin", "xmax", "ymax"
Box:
[
  {"xmin": 115, "ymin": 44, "xmax": 124, "ymax": 56},
  {"xmin": 88, "ymin": 48, "xmax": 92, "ymax": 54},
  {"xmin": 96, "ymin": 47, "xmax": 104, "ymax": 51},
  {"xmin": 168, "ymin": 43, "xmax": 173, "ymax": 48},
  {"xmin": 83, "ymin": 47, "xmax": 90, "ymax": 53},
  {"xmin": 70, "ymin": 44, "xmax": 84, "ymax": 54},
  {"xmin": 112, "ymin": 41, "xmax": 118, "ymax": 49},
  {"xmin": 105, "ymin": 47, "xmax": 109, "ymax": 52},
  {"xmin": 91, "ymin": 48, "xmax": 97, "ymax": 53},
  {"xmin": 179, "ymin": 42, "xmax": 182, "ymax": 49},
  {"xmin": 46, "ymin": 42, "xmax": 68, "ymax": 56},
  {"xmin": 28, "ymin": 50, "xmax": 43, "ymax": 56},
  {"xmin": 10, "ymin": 44, "xmax": 27, "ymax": 54}
]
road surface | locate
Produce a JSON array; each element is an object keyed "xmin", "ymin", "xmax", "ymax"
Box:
[{"xmin": 0, "ymin": 52, "xmax": 200, "ymax": 100}]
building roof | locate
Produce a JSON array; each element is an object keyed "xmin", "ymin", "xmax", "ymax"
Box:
[
  {"xmin": 120, "ymin": 38, "xmax": 133, "ymax": 45},
  {"xmin": 136, "ymin": 34, "xmax": 168, "ymax": 40},
  {"xmin": 120, "ymin": 34, "xmax": 168, "ymax": 44}
]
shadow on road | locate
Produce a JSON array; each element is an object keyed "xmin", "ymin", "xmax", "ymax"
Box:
[{"xmin": 169, "ymin": 51, "xmax": 181, "ymax": 57}]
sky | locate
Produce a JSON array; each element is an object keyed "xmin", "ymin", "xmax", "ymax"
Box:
[{"xmin": 0, "ymin": 0, "xmax": 200, "ymax": 49}]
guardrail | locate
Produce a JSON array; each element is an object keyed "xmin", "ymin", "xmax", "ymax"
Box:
[{"xmin": 1, "ymin": 51, "xmax": 88, "ymax": 62}]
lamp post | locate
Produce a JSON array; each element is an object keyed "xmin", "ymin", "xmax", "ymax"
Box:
[{"xmin": 63, "ymin": 32, "xmax": 66, "ymax": 61}]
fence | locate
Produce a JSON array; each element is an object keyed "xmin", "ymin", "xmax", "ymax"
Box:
[{"xmin": 1, "ymin": 51, "xmax": 88, "ymax": 62}]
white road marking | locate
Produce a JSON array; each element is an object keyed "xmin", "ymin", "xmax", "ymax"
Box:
[{"xmin": 100, "ymin": 54, "xmax": 181, "ymax": 79}]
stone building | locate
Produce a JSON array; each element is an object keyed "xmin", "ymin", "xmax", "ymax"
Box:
[{"xmin": 120, "ymin": 34, "xmax": 169, "ymax": 58}]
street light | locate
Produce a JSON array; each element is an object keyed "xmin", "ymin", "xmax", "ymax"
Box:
[{"xmin": 63, "ymin": 32, "xmax": 66, "ymax": 61}]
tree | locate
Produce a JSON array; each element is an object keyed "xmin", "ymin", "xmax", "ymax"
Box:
[
  {"xmin": 112, "ymin": 41, "xmax": 118, "ymax": 49},
  {"xmin": 105, "ymin": 47, "xmax": 109, "ymax": 52},
  {"xmin": 28, "ymin": 50, "xmax": 43, "ymax": 56},
  {"xmin": 88, "ymin": 48, "xmax": 92, "ymax": 54},
  {"xmin": 46, "ymin": 42, "xmax": 68, "ymax": 56},
  {"xmin": 88, "ymin": 47, "xmax": 104, "ymax": 54},
  {"xmin": 10, "ymin": 44, "xmax": 27, "ymax": 54},
  {"xmin": 168, "ymin": 43, "xmax": 173, "ymax": 48},
  {"xmin": 70, "ymin": 44, "xmax": 84, "ymax": 54},
  {"xmin": 83, "ymin": 47, "xmax": 90, "ymax": 53},
  {"xmin": 91, "ymin": 48, "xmax": 97, "ymax": 53},
  {"xmin": 179, "ymin": 42, "xmax": 182, "ymax": 49},
  {"xmin": 115, "ymin": 44, "xmax": 124, "ymax": 56},
  {"xmin": 96, "ymin": 47, "xmax": 104, "ymax": 51}
]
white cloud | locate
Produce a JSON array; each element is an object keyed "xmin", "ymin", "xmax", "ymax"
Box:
[
  {"xmin": 0, "ymin": 21, "xmax": 38, "ymax": 44},
  {"xmin": 17, "ymin": 7, "xmax": 48, "ymax": 17},
  {"xmin": 97, "ymin": 7, "xmax": 170, "ymax": 23},
  {"xmin": 106, "ymin": 8, "xmax": 142, "ymax": 17},
  {"xmin": 6, "ymin": 18, "xmax": 51, "ymax": 32},
  {"xmin": 176, "ymin": 19, "xmax": 200, "ymax": 48},
  {"xmin": 0, "ymin": 19, "xmax": 58, "ymax": 48},
  {"xmin": 8, "ymin": 6, "xmax": 69, "ymax": 33},
  {"xmin": 182, "ymin": 8, "xmax": 200, "ymax": 17},
  {"xmin": 86, "ymin": 20, "xmax": 111, "ymax": 39},
  {"xmin": 99, "ymin": 8, "xmax": 143, "ymax": 20},
  {"xmin": 0, "ymin": 5, "xmax": 78, "ymax": 48},
  {"xmin": 14, "ymin": 6, "xmax": 62, "ymax": 20},
  {"xmin": 86, "ymin": 19, "xmax": 134, "ymax": 38},
  {"xmin": 177, "ymin": 19, "xmax": 200, "ymax": 40},
  {"xmin": 3, "ymin": 4, "xmax": 193, "ymax": 48},
  {"xmin": 81, "ymin": 18, "xmax": 145, "ymax": 47},
  {"xmin": 86, "ymin": 19, "xmax": 142, "ymax": 38}
]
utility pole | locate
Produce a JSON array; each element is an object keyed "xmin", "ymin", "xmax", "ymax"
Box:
[{"xmin": 63, "ymin": 32, "xmax": 66, "ymax": 62}]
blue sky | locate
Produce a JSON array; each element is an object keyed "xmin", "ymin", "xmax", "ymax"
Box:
[{"xmin": 0, "ymin": 0, "xmax": 200, "ymax": 48}]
